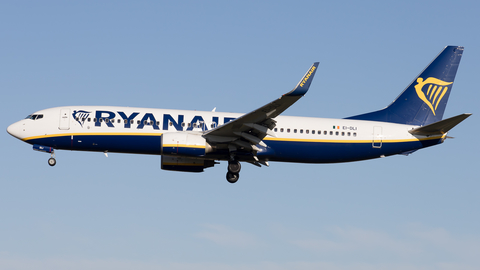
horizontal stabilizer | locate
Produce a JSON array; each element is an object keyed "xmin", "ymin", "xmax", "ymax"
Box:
[{"xmin": 409, "ymin": 113, "xmax": 471, "ymax": 136}]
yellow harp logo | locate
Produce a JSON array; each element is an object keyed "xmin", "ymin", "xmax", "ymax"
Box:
[{"xmin": 414, "ymin": 77, "xmax": 453, "ymax": 115}]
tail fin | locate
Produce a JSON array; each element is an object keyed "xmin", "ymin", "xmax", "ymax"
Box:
[{"xmin": 346, "ymin": 46, "xmax": 464, "ymax": 125}]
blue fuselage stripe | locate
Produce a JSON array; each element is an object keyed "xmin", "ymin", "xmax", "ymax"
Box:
[
  {"xmin": 260, "ymin": 139, "xmax": 440, "ymax": 163},
  {"xmin": 26, "ymin": 134, "xmax": 443, "ymax": 163},
  {"xmin": 28, "ymin": 135, "xmax": 162, "ymax": 155}
]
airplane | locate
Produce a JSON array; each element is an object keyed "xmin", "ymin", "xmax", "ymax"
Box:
[{"xmin": 7, "ymin": 46, "xmax": 471, "ymax": 183}]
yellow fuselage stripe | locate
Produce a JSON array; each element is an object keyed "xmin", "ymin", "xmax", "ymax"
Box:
[
  {"xmin": 163, "ymin": 144, "xmax": 205, "ymax": 149},
  {"xmin": 22, "ymin": 132, "xmax": 444, "ymax": 144},
  {"xmin": 23, "ymin": 132, "xmax": 163, "ymax": 141}
]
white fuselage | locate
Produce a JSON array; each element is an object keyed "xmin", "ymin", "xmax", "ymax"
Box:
[{"xmin": 7, "ymin": 106, "xmax": 443, "ymax": 164}]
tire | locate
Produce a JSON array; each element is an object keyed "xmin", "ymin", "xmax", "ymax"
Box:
[
  {"xmin": 228, "ymin": 160, "xmax": 241, "ymax": 174},
  {"xmin": 48, "ymin": 158, "xmax": 56, "ymax": 166},
  {"xmin": 226, "ymin": 172, "xmax": 239, "ymax": 183}
]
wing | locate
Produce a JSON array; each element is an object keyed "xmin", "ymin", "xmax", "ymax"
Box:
[{"xmin": 203, "ymin": 62, "xmax": 319, "ymax": 163}]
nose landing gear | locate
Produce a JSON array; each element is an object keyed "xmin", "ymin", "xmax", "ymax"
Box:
[
  {"xmin": 48, "ymin": 151, "xmax": 56, "ymax": 166},
  {"xmin": 33, "ymin": 144, "xmax": 56, "ymax": 167}
]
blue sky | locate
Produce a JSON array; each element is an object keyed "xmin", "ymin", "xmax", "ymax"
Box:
[{"xmin": 1, "ymin": 1, "xmax": 479, "ymax": 269}]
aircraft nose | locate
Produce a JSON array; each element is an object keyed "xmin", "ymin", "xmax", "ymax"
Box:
[{"xmin": 7, "ymin": 121, "xmax": 23, "ymax": 140}]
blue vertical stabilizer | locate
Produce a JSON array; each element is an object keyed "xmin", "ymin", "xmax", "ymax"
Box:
[{"xmin": 346, "ymin": 46, "xmax": 463, "ymax": 125}]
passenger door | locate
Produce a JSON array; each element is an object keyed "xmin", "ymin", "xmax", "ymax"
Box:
[
  {"xmin": 372, "ymin": 126, "xmax": 382, "ymax": 148},
  {"xmin": 59, "ymin": 109, "xmax": 70, "ymax": 130}
]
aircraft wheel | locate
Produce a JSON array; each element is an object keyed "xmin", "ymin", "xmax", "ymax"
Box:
[
  {"xmin": 48, "ymin": 158, "xmax": 56, "ymax": 167},
  {"xmin": 226, "ymin": 172, "xmax": 239, "ymax": 183},
  {"xmin": 228, "ymin": 160, "xmax": 241, "ymax": 174}
]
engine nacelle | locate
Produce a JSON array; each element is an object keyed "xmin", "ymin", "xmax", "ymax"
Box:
[
  {"xmin": 161, "ymin": 132, "xmax": 212, "ymax": 157},
  {"xmin": 161, "ymin": 156, "xmax": 215, "ymax": 173}
]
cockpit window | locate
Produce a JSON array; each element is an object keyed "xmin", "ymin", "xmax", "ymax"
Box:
[{"xmin": 26, "ymin": 114, "xmax": 44, "ymax": 120}]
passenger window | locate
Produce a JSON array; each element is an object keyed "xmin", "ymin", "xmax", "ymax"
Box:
[
  {"xmin": 287, "ymin": 129, "xmax": 290, "ymax": 133},
  {"xmin": 306, "ymin": 130, "xmax": 309, "ymax": 134},
  {"xmin": 137, "ymin": 120, "xmax": 140, "ymax": 124},
  {"xmin": 105, "ymin": 118, "xmax": 109, "ymax": 123},
  {"xmin": 312, "ymin": 130, "xmax": 315, "ymax": 134},
  {"xmin": 170, "ymin": 122, "xmax": 173, "ymax": 126},
  {"xmin": 294, "ymin": 129, "xmax": 297, "ymax": 133},
  {"xmin": 341, "ymin": 132, "xmax": 345, "ymax": 136},
  {"xmin": 130, "ymin": 120, "xmax": 134, "ymax": 124},
  {"xmin": 117, "ymin": 119, "xmax": 121, "ymax": 123},
  {"xmin": 353, "ymin": 132, "xmax": 357, "ymax": 137},
  {"xmin": 181, "ymin": 122, "xmax": 185, "ymax": 127},
  {"xmin": 348, "ymin": 132, "xmax": 351, "ymax": 136},
  {"xmin": 157, "ymin": 121, "xmax": 160, "ymax": 126},
  {"xmin": 88, "ymin": 118, "xmax": 91, "ymax": 122},
  {"xmin": 330, "ymin": 131, "xmax": 333, "ymax": 135},
  {"xmin": 124, "ymin": 119, "xmax": 128, "ymax": 124},
  {"xmin": 300, "ymin": 129, "xmax": 303, "ymax": 134},
  {"xmin": 144, "ymin": 120, "xmax": 147, "ymax": 125},
  {"xmin": 99, "ymin": 118, "xmax": 103, "ymax": 123},
  {"xmin": 274, "ymin": 128, "xmax": 278, "ymax": 132},
  {"xmin": 336, "ymin": 131, "xmax": 339, "ymax": 136},
  {"xmin": 93, "ymin": 118, "xmax": 97, "ymax": 122},
  {"xmin": 280, "ymin": 128, "xmax": 284, "ymax": 132}
]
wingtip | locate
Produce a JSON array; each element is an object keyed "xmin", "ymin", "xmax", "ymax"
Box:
[{"xmin": 285, "ymin": 62, "xmax": 319, "ymax": 96}]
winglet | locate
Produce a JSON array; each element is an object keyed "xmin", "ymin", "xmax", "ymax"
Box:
[{"xmin": 285, "ymin": 62, "xmax": 319, "ymax": 96}]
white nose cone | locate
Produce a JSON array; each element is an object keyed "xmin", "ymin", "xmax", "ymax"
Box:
[{"xmin": 7, "ymin": 121, "xmax": 22, "ymax": 140}]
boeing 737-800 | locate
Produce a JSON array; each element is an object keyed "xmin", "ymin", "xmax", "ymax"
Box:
[{"xmin": 7, "ymin": 46, "xmax": 471, "ymax": 183}]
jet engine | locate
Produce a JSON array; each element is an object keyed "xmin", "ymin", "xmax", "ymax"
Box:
[{"xmin": 160, "ymin": 132, "xmax": 215, "ymax": 172}]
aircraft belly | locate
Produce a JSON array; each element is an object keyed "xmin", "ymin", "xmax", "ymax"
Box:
[{"xmin": 262, "ymin": 138, "xmax": 442, "ymax": 163}]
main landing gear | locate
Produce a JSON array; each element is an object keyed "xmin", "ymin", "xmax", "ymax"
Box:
[{"xmin": 226, "ymin": 160, "xmax": 241, "ymax": 183}]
